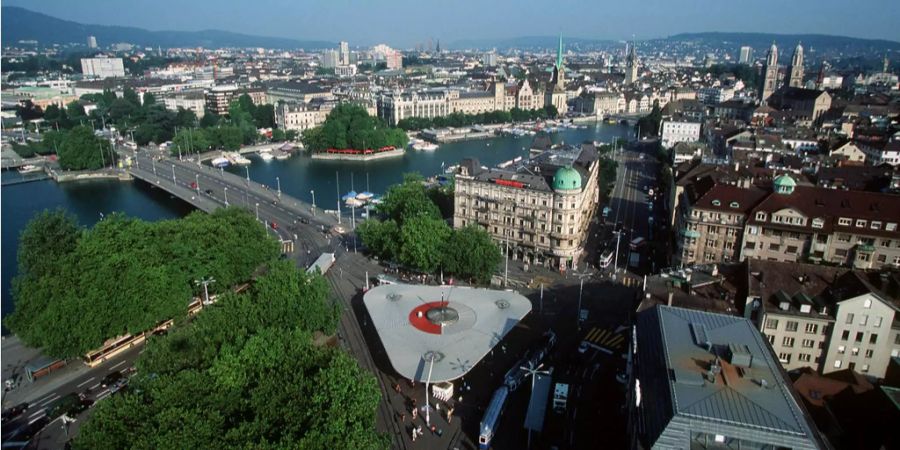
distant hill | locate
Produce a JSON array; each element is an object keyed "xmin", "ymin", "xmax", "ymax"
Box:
[
  {"xmin": 1, "ymin": 7, "xmax": 334, "ymax": 49},
  {"xmin": 663, "ymin": 32, "xmax": 900, "ymax": 53},
  {"xmin": 451, "ymin": 32, "xmax": 900, "ymax": 54}
]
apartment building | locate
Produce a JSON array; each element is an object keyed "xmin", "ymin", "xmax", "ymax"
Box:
[
  {"xmin": 741, "ymin": 175, "xmax": 900, "ymax": 269},
  {"xmin": 452, "ymin": 144, "xmax": 600, "ymax": 270},
  {"xmin": 590, "ymin": 92, "xmax": 626, "ymax": 118},
  {"xmin": 660, "ymin": 120, "xmax": 702, "ymax": 148},
  {"xmin": 162, "ymin": 90, "xmax": 205, "ymax": 118},
  {"xmin": 747, "ymin": 259, "xmax": 900, "ymax": 379},
  {"xmin": 274, "ymin": 101, "xmax": 330, "ymax": 132},
  {"xmin": 80, "ymin": 57, "xmax": 125, "ymax": 79}
]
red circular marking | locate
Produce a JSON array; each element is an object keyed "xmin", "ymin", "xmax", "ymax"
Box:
[{"xmin": 409, "ymin": 302, "xmax": 447, "ymax": 334}]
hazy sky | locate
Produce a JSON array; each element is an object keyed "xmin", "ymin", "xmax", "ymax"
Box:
[{"xmin": 8, "ymin": 0, "xmax": 900, "ymax": 46}]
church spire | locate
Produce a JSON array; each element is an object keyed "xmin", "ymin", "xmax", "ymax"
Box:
[{"xmin": 556, "ymin": 33, "xmax": 564, "ymax": 69}]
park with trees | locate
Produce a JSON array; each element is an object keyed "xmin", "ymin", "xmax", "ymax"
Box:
[
  {"xmin": 301, "ymin": 104, "xmax": 408, "ymax": 152},
  {"xmin": 357, "ymin": 174, "xmax": 502, "ymax": 283}
]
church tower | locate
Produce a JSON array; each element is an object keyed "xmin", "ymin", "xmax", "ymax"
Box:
[
  {"xmin": 786, "ymin": 42, "xmax": 804, "ymax": 88},
  {"xmin": 761, "ymin": 42, "xmax": 779, "ymax": 104},
  {"xmin": 545, "ymin": 34, "xmax": 567, "ymax": 114},
  {"xmin": 624, "ymin": 41, "xmax": 639, "ymax": 85}
]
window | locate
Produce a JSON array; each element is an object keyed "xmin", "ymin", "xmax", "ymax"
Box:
[
  {"xmin": 870, "ymin": 334, "xmax": 878, "ymax": 345},
  {"xmin": 852, "ymin": 347, "xmax": 859, "ymax": 356},
  {"xmin": 856, "ymin": 219, "xmax": 867, "ymax": 228},
  {"xmin": 856, "ymin": 332, "xmax": 864, "ymax": 343},
  {"xmin": 769, "ymin": 243, "xmax": 780, "ymax": 251},
  {"xmin": 765, "ymin": 319, "xmax": 779, "ymax": 330},
  {"xmin": 859, "ymin": 315, "xmax": 868, "ymax": 326},
  {"xmin": 838, "ymin": 217, "xmax": 851, "ymax": 226},
  {"xmin": 834, "ymin": 360, "xmax": 842, "ymax": 369},
  {"xmin": 756, "ymin": 212, "xmax": 767, "ymax": 221},
  {"xmin": 865, "ymin": 349, "xmax": 874, "ymax": 358},
  {"xmin": 798, "ymin": 353, "xmax": 812, "ymax": 362},
  {"xmin": 812, "ymin": 218, "xmax": 824, "ymax": 229},
  {"xmin": 871, "ymin": 221, "xmax": 882, "ymax": 230},
  {"xmin": 838, "ymin": 345, "xmax": 846, "ymax": 354},
  {"xmin": 786, "ymin": 321, "xmax": 798, "ymax": 332},
  {"xmin": 779, "ymin": 353, "xmax": 791, "ymax": 364},
  {"xmin": 887, "ymin": 222, "xmax": 897, "ymax": 231},
  {"xmin": 805, "ymin": 323, "xmax": 818, "ymax": 334},
  {"xmin": 863, "ymin": 298, "xmax": 872, "ymax": 308},
  {"xmin": 841, "ymin": 330, "xmax": 850, "ymax": 340},
  {"xmin": 782, "ymin": 337, "xmax": 795, "ymax": 348},
  {"xmin": 802, "ymin": 339, "xmax": 815, "ymax": 348},
  {"xmin": 861, "ymin": 364, "xmax": 870, "ymax": 373},
  {"xmin": 875, "ymin": 316, "xmax": 883, "ymax": 328},
  {"xmin": 846, "ymin": 313, "xmax": 855, "ymax": 324},
  {"xmin": 786, "ymin": 245, "xmax": 798, "ymax": 254}
]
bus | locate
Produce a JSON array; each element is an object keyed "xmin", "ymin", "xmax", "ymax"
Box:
[
  {"xmin": 629, "ymin": 237, "xmax": 646, "ymax": 268},
  {"xmin": 552, "ymin": 383, "xmax": 569, "ymax": 414},
  {"xmin": 598, "ymin": 249, "xmax": 615, "ymax": 269}
]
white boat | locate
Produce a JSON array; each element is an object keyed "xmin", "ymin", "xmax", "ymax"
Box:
[
  {"xmin": 356, "ymin": 191, "xmax": 375, "ymax": 200},
  {"xmin": 211, "ymin": 157, "xmax": 230, "ymax": 168},
  {"xmin": 259, "ymin": 152, "xmax": 274, "ymax": 161},
  {"xmin": 274, "ymin": 152, "xmax": 290, "ymax": 160},
  {"xmin": 17, "ymin": 164, "xmax": 42, "ymax": 174},
  {"xmin": 413, "ymin": 142, "xmax": 438, "ymax": 151},
  {"xmin": 345, "ymin": 197, "xmax": 364, "ymax": 207},
  {"xmin": 229, "ymin": 153, "xmax": 251, "ymax": 165}
]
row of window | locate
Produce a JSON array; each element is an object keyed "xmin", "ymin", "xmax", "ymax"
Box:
[{"xmin": 765, "ymin": 319, "xmax": 827, "ymax": 335}]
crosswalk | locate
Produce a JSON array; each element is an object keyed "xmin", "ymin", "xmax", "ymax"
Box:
[
  {"xmin": 621, "ymin": 275, "xmax": 641, "ymax": 288},
  {"xmin": 583, "ymin": 327, "xmax": 626, "ymax": 353}
]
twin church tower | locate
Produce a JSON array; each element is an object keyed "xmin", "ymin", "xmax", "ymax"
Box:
[{"xmin": 761, "ymin": 42, "xmax": 805, "ymax": 103}]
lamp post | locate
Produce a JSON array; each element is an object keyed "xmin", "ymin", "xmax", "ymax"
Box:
[
  {"xmin": 276, "ymin": 176, "xmax": 281, "ymax": 198},
  {"xmin": 504, "ymin": 229, "xmax": 510, "ymax": 287},
  {"xmin": 310, "ymin": 190, "xmax": 316, "ymax": 215},
  {"xmin": 224, "ymin": 187, "xmax": 229, "ymax": 207},
  {"xmin": 171, "ymin": 164, "xmax": 176, "ymax": 184},
  {"xmin": 245, "ymin": 166, "xmax": 250, "ymax": 184},
  {"xmin": 255, "ymin": 202, "xmax": 260, "ymax": 221},
  {"xmin": 195, "ymin": 174, "xmax": 199, "ymax": 194},
  {"xmin": 152, "ymin": 158, "xmax": 157, "ymax": 175}
]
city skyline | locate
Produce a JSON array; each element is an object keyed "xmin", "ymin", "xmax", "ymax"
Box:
[{"xmin": 5, "ymin": 0, "xmax": 900, "ymax": 47}]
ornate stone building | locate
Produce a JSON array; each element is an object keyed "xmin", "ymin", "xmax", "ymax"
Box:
[
  {"xmin": 786, "ymin": 43, "xmax": 805, "ymax": 88},
  {"xmin": 761, "ymin": 42, "xmax": 779, "ymax": 104}
]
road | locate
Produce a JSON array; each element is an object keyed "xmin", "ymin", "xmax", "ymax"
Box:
[{"xmin": 605, "ymin": 143, "xmax": 658, "ymax": 275}]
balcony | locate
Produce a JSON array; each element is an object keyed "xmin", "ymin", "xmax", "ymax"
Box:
[{"xmin": 681, "ymin": 229, "xmax": 701, "ymax": 239}]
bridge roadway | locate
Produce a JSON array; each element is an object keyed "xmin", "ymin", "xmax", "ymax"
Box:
[{"xmin": 128, "ymin": 153, "xmax": 408, "ymax": 449}]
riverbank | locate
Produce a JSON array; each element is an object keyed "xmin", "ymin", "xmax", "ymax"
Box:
[
  {"xmin": 310, "ymin": 148, "xmax": 405, "ymax": 161},
  {"xmin": 51, "ymin": 169, "xmax": 131, "ymax": 183}
]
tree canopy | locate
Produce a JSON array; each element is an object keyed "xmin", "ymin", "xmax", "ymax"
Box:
[
  {"xmin": 74, "ymin": 259, "xmax": 384, "ymax": 449},
  {"xmin": 5, "ymin": 208, "xmax": 280, "ymax": 358},
  {"xmin": 57, "ymin": 125, "xmax": 113, "ymax": 170},
  {"xmin": 358, "ymin": 174, "xmax": 501, "ymax": 282},
  {"xmin": 301, "ymin": 104, "xmax": 407, "ymax": 152}
]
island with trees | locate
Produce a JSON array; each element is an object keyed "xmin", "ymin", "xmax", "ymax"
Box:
[{"xmin": 302, "ymin": 104, "xmax": 408, "ymax": 160}]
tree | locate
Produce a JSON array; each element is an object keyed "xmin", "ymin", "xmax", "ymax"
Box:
[
  {"xmin": 357, "ymin": 219, "xmax": 401, "ymax": 261},
  {"xmin": 66, "ymin": 101, "xmax": 86, "ymax": 120},
  {"xmin": 57, "ymin": 126, "xmax": 110, "ymax": 170},
  {"xmin": 399, "ymin": 215, "xmax": 451, "ymax": 272},
  {"xmin": 637, "ymin": 103, "xmax": 662, "ymax": 138},
  {"xmin": 175, "ymin": 108, "xmax": 198, "ymax": 128},
  {"xmin": 171, "ymin": 128, "xmax": 210, "ymax": 156},
  {"xmin": 442, "ymin": 225, "xmax": 502, "ymax": 283},
  {"xmin": 302, "ymin": 104, "xmax": 407, "ymax": 151},
  {"xmin": 200, "ymin": 110, "xmax": 220, "ymax": 128},
  {"xmin": 376, "ymin": 174, "xmax": 441, "ymax": 225}
]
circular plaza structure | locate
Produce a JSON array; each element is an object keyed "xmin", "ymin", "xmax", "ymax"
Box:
[{"xmin": 363, "ymin": 284, "xmax": 532, "ymax": 383}]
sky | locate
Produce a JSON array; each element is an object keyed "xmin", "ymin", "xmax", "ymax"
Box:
[{"xmin": 7, "ymin": 0, "xmax": 900, "ymax": 47}]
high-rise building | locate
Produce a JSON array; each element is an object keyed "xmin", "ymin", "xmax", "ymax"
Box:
[
  {"xmin": 87, "ymin": 35, "xmax": 98, "ymax": 49},
  {"xmin": 482, "ymin": 52, "xmax": 498, "ymax": 67},
  {"xmin": 786, "ymin": 42, "xmax": 805, "ymax": 88},
  {"xmin": 80, "ymin": 57, "xmax": 125, "ymax": 79},
  {"xmin": 739, "ymin": 46, "xmax": 752, "ymax": 64},
  {"xmin": 760, "ymin": 42, "xmax": 779, "ymax": 104},
  {"xmin": 339, "ymin": 41, "xmax": 350, "ymax": 66},
  {"xmin": 624, "ymin": 41, "xmax": 639, "ymax": 85},
  {"xmin": 321, "ymin": 49, "xmax": 340, "ymax": 68}
]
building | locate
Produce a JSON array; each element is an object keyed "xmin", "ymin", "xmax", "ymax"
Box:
[
  {"xmin": 452, "ymin": 143, "xmax": 600, "ymax": 269},
  {"xmin": 748, "ymin": 259, "xmax": 900, "ymax": 379},
  {"xmin": 741, "ymin": 175, "xmax": 900, "ymax": 269},
  {"xmin": 377, "ymin": 89, "xmax": 452, "ymax": 125},
  {"xmin": 274, "ymin": 101, "xmax": 330, "ymax": 132},
  {"xmin": 544, "ymin": 34, "xmax": 568, "ymax": 114},
  {"xmin": 321, "ymin": 50, "xmax": 340, "ymax": 69},
  {"xmin": 628, "ymin": 305, "xmax": 822, "ymax": 450},
  {"xmin": 660, "ymin": 120, "xmax": 702, "ymax": 148},
  {"xmin": 80, "ymin": 57, "xmax": 125, "ymax": 79},
  {"xmin": 761, "ymin": 43, "xmax": 779, "ymax": 104},
  {"xmin": 697, "ymin": 86, "xmax": 734, "ymax": 104},
  {"xmin": 482, "ymin": 52, "xmax": 498, "ymax": 67},
  {"xmin": 787, "ymin": 43, "xmax": 805, "ymax": 88},
  {"xmin": 769, "ymin": 87, "xmax": 832, "ymax": 124},
  {"xmin": 334, "ymin": 65, "xmax": 357, "ymax": 78},
  {"xmin": 591, "ymin": 92, "xmax": 626, "ymax": 118},
  {"xmin": 624, "ymin": 42, "xmax": 639, "ymax": 85},
  {"xmin": 163, "ymin": 90, "xmax": 205, "ymax": 118},
  {"xmin": 371, "ymin": 44, "xmax": 403, "ymax": 70},
  {"xmin": 339, "ymin": 41, "xmax": 350, "ymax": 66},
  {"xmin": 266, "ymin": 80, "xmax": 334, "ymax": 104},
  {"xmin": 87, "ymin": 35, "xmax": 97, "ymax": 49},
  {"xmin": 739, "ymin": 46, "xmax": 752, "ymax": 64}
]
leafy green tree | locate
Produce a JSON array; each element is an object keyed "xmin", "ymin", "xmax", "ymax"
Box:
[
  {"xmin": 399, "ymin": 215, "xmax": 451, "ymax": 272},
  {"xmin": 66, "ymin": 101, "xmax": 86, "ymax": 120},
  {"xmin": 57, "ymin": 126, "xmax": 110, "ymax": 170},
  {"xmin": 175, "ymin": 107, "xmax": 198, "ymax": 128},
  {"xmin": 142, "ymin": 92, "xmax": 157, "ymax": 107},
  {"xmin": 442, "ymin": 225, "xmax": 502, "ymax": 283},
  {"xmin": 107, "ymin": 98, "xmax": 138, "ymax": 123},
  {"xmin": 200, "ymin": 109, "xmax": 221, "ymax": 128},
  {"xmin": 302, "ymin": 104, "xmax": 406, "ymax": 151},
  {"xmin": 637, "ymin": 102, "xmax": 662, "ymax": 138},
  {"xmin": 357, "ymin": 219, "xmax": 401, "ymax": 261},
  {"xmin": 171, "ymin": 128, "xmax": 210, "ymax": 156},
  {"xmin": 253, "ymin": 104, "xmax": 275, "ymax": 129},
  {"xmin": 376, "ymin": 174, "xmax": 441, "ymax": 225}
]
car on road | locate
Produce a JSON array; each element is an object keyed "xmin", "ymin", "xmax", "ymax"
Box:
[
  {"xmin": 204, "ymin": 189, "xmax": 213, "ymax": 195},
  {"xmin": 190, "ymin": 181, "xmax": 198, "ymax": 189},
  {"xmin": 577, "ymin": 341, "xmax": 590, "ymax": 354},
  {"xmin": 1, "ymin": 403, "xmax": 29, "ymax": 424},
  {"xmin": 101, "ymin": 371, "xmax": 123, "ymax": 388},
  {"xmin": 48, "ymin": 393, "xmax": 92, "ymax": 419},
  {"xmin": 270, "ymin": 222, "xmax": 279, "ymax": 230},
  {"xmin": 3, "ymin": 415, "xmax": 49, "ymax": 443},
  {"xmin": 299, "ymin": 217, "xmax": 310, "ymax": 224}
]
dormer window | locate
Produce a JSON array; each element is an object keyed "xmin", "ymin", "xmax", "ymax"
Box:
[
  {"xmin": 838, "ymin": 217, "xmax": 851, "ymax": 226},
  {"xmin": 712, "ymin": 200, "xmax": 721, "ymax": 206},
  {"xmin": 812, "ymin": 218, "xmax": 824, "ymax": 229},
  {"xmin": 856, "ymin": 219, "xmax": 866, "ymax": 228},
  {"xmin": 871, "ymin": 221, "xmax": 882, "ymax": 230},
  {"xmin": 888, "ymin": 223, "xmax": 898, "ymax": 231},
  {"xmin": 756, "ymin": 212, "xmax": 767, "ymax": 221},
  {"xmin": 730, "ymin": 202, "xmax": 739, "ymax": 208}
]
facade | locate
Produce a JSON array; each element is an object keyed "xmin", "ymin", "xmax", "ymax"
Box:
[
  {"xmin": 739, "ymin": 46, "xmax": 752, "ymax": 64},
  {"xmin": 266, "ymin": 80, "xmax": 334, "ymax": 104},
  {"xmin": 787, "ymin": 43, "xmax": 805, "ymax": 88},
  {"xmin": 275, "ymin": 101, "xmax": 330, "ymax": 132},
  {"xmin": 660, "ymin": 120, "xmax": 702, "ymax": 148},
  {"xmin": 87, "ymin": 35, "xmax": 97, "ymax": 49},
  {"xmin": 628, "ymin": 305, "xmax": 822, "ymax": 450},
  {"xmin": 741, "ymin": 175, "xmax": 900, "ymax": 269},
  {"xmin": 591, "ymin": 92, "xmax": 626, "ymax": 118},
  {"xmin": 748, "ymin": 260, "xmax": 900, "ymax": 379},
  {"xmin": 205, "ymin": 85, "xmax": 239, "ymax": 115},
  {"xmin": 768, "ymin": 87, "xmax": 832, "ymax": 124},
  {"xmin": 339, "ymin": 41, "xmax": 350, "ymax": 66},
  {"xmin": 761, "ymin": 43, "xmax": 779, "ymax": 104},
  {"xmin": 482, "ymin": 52, "xmax": 498, "ymax": 67},
  {"xmin": 163, "ymin": 90, "xmax": 206, "ymax": 118},
  {"xmin": 334, "ymin": 65, "xmax": 357, "ymax": 77},
  {"xmin": 80, "ymin": 57, "xmax": 125, "ymax": 79},
  {"xmin": 321, "ymin": 50, "xmax": 340, "ymax": 68},
  {"xmin": 697, "ymin": 86, "xmax": 734, "ymax": 104},
  {"xmin": 452, "ymin": 144, "xmax": 600, "ymax": 269}
]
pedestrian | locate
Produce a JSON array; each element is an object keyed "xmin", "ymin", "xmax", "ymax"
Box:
[
  {"xmin": 447, "ymin": 407, "xmax": 454, "ymax": 423},
  {"xmin": 411, "ymin": 398, "xmax": 417, "ymax": 408},
  {"xmin": 399, "ymin": 412, "xmax": 405, "ymax": 422},
  {"xmin": 411, "ymin": 427, "xmax": 417, "ymax": 442},
  {"xmin": 435, "ymin": 402, "xmax": 440, "ymax": 411},
  {"xmin": 412, "ymin": 407, "xmax": 418, "ymax": 420}
]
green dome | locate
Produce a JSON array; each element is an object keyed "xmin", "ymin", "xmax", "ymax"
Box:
[
  {"xmin": 774, "ymin": 174, "xmax": 796, "ymax": 194},
  {"xmin": 553, "ymin": 166, "xmax": 582, "ymax": 191}
]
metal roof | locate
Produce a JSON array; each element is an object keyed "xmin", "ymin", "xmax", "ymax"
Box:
[
  {"xmin": 363, "ymin": 284, "xmax": 532, "ymax": 383},
  {"xmin": 523, "ymin": 373, "xmax": 553, "ymax": 433}
]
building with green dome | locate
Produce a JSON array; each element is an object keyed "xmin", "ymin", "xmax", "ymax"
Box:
[
  {"xmin": 773, "ymin": 174, "xmax": 796, "ymax": 195},
  {"xmin": 452, "ymin": 142, "xmax": 601, "ymax": 270}
]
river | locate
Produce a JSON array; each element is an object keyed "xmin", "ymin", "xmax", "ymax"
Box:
[{"xmin": 1, "ymin": 123, "xmax": 633, "ymax": 321}]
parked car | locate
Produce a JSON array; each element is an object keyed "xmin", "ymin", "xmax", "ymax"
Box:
[
  {"xmin": 48, "ymin": 393, "xmax": 92, "ymax": 419},
  {"xmin": 577, "ymin": 341, "xmax": 590, "ymax": 354},
  {"xmin": 270, "ymin": 222, "xmax": 279, "ymax": 230},
  {"xmin": 1, "ymin": 403, "xmax": 29, "ymax": 425},
  {"xmin": 299, "ymin": 217, "xmax": 310, "ymax": 224}
]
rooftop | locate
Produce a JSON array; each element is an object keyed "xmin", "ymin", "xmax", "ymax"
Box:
[{"xmin": 363, "ymin": 284, "xmax": 531, "ymax": 383}]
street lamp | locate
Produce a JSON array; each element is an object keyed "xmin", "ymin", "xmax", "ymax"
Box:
[
  {"xmin": 255, "ymin": 202, "xmax": 260, "ymax": 221},
  {"xmin": 245, "ymin": 166, "xmax": 250, "ymax": 184},
  {"xmin": 310, "ymin": 190, "xmax": 316, "ymax": 215},
  {"xmin": 504, "ymin": 229, "xmax": 510, "ymax": 287},
  {"xmin": 276, "ymin": 176, "xmax": 281, "ymax": 197},
  {"xmin": 224, "ymin": 187, "xmax": 229, "ymax": 207},
  {"xmin": 171, "ymin": 164, "xmax": 176, "ymax": 184},
  {"xmin": 573, "ymin": 270, "xmax": 594, "ymax": 330},
  {"xmin": 195, "ymin": 174, "xmax": 199, "ymax": 194},
  {"xmin": 152, "ymin": 158, "xmax": 157, "ymax": 175}
]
